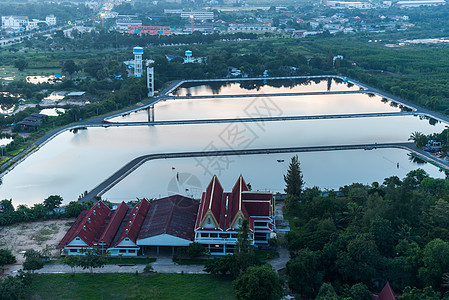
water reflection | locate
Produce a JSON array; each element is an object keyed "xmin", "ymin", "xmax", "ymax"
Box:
[
  {"xmin": 0, "ymin": 114, "xmax": 446, "ymax": 206},
  {"xmin": 101, "ymin": 148, "xmax": 445, "ymax": 202},
  {"xmin": 171, "ymin": 78, "xmax": 362, "ymax": 96},
  {"xmin": 111, "ymin": 93, "xmax": 406, "ymax": 123}
]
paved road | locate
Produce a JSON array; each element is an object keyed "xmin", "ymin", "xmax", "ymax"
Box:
[
  {"xmin": 79, "ymin": 142, "xmax": 439, "ymax": 203},
  {"xmin": 165, "ymin": 90, "xmax": 369, "ymax": 100},
  {"xmin": 3, "ymin": 258, "xmax": 206, "ymax": 276},
  {"xmin": 103, "ymin": 111, "xmax": 414, "ymax": 127}
]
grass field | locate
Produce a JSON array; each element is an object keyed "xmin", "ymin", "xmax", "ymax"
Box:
[{"xmin": 25, "ymin": 273, "xmax": 235, "ymax": 300}]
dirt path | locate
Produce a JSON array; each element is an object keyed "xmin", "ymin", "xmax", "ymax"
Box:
[{"xmin": 0, "ymin": 219, "xmax": 75, "ymax": 275}]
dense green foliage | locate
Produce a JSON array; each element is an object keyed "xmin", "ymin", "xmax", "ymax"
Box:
[
  {"xmin": 0, "ymin": 198, "xmax": 93, "ymax": 226},
  {"xmin": 233, "ymin": 264, "xmax": 283, "ymax": 300},
  {"xmin": 0, "ymin": 249, "xmax": 16, "ymax": 269},
  {"xmin": 285, "ymin": 168, "xmax": 449, "ymax": 298}
]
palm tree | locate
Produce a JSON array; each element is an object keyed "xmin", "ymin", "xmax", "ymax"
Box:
[{"xmin": 408, "ymin": 131, "xmax": 424, "ymax": 143}]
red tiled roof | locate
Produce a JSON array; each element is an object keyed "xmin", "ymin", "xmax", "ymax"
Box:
[
  {"xmin": 57, "ymin": 201, "xmax": 111, "ymax": 248},
  {"xmin": 99, "ymin": 202, "xmax": 129, "ymax": 247},
  {"xmin": 138, "ymin": 195, "xmax": 199, "ymax": 241},
  {"xmin": 57, "ymin": 210, "xmax": 88, "ymax": 249},
  {"xmin": 243, "ymin": 201, "xmax": 271, "ymax": 217},
  {"xmin": 113, "ymin": 199, "xmax": 151, "ymax": 246},
  {"xmin": 195, "ymin": 175, "xmax": 224, "ymax": 229},
  {"xmin": 373, "ymin": 283, "xmax": 397, "ymax": 300},
  {"xmin": 195, "ymin": 176, "xmax": 274, "ymax": 232}
]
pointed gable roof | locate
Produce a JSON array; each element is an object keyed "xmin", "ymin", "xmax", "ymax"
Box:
[
  {"xmin": 195, "ymin": 175, "xmax": 224, "ymax": 230},
  {"xmin": 376, "ymin": 283, "xmax": 396, "ymax": 300},
  {"xmin": 57, "ymin": 201, "xmax": 111, "ymax": 248},
  {"xmin": 113, "ymin": 199, "xmax": 151, "ymax": 247},
  {"xmin": 99, "ymin": 202, "xmax": 129, "ymax": 247},
  {"xmin": 228, "ymin": 175, "xmax": 250, "ymax": 229}
]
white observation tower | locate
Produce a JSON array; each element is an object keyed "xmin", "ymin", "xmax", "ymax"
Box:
[{"xmin": 133, "ymin": 46, "xmax": 143, "ymax": 78}]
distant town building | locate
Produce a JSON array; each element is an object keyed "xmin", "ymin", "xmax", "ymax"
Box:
[
  {"xmin": 45, "ymin": 15, "xmax": 57, "ymax": 26},
  {"xmin": 325, "ymin": 1, "xmax": 373, "ymax": 9},
  {"xmin": 127, "ymin": 26, "xmax": 171, "ymax": 35},
  {"xmin": 1, "ymin": 16, "xmax": 29, "ymax": 31},
  {"xmin": 164, "ymin": 9, "xmax": 214, "ymax": 20},
  {"xmin": 180, "ymin": 11, "xmax": 214, "ymax": 20},
  {"xmin": 116, "ymin": 15, "xmax": 142, "ymax": 32},
  {"xmin": 228, "ymin": 23, "xmax": 276, "ymax": 33},
  {"xmin": 396, "ymin": 0, "xmax": 445, "ymax": 7}
]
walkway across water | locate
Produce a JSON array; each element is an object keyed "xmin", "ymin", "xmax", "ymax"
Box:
[
  {"xmin": 78, "ymin": 142, "xmax": 448, "ymax": 203},
  {"xmin": 103, "ymin": 111, "xmax": 415, "ymax": 127}
]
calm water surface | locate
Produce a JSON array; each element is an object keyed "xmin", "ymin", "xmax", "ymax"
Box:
[
  {"xmin": 0, "ymin": 114, "xmax": 445, "ymax": 206},
  {"xmin": 110, "ymin": 93, "xmax": 406, "ymax": 123},
  {"xmin": 171, "ymin": 78, "xmax": 361, "ymax": 96},
  {"xmin": 102, "ymin": 148, "xmax": 445, "ymax": 202}
]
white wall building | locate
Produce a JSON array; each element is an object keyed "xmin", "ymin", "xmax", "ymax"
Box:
[
  {"xmin": 326, "ymin": 1, "xmax": 373, "ymax": 9},
  {"xmin": 228, "ymin": 23, "xmax": 276, "ymax": 33},
  {"xmin": 1, "ymin": 16, "xmax": 29, "ymax": 31},
  {"xmin": 45, "ymin": 15, "xmax": 57, "ymax": 26},
  {"xmin": 396, "ymin": 0, "xmax": 445, "ymax": 7},
  {"xmin": 180, "ymin": 11, "xmax": 215, "ymax": 20}
]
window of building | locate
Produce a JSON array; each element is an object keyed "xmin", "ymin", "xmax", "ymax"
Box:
[
  {"xmin": 201, "ymin": 233, "xmax": 209, "ymax": 238},
  {"xmin": 75, "ymin": 237, "xmax": 80, "ymax": 240},
  {"xmin": 69, "ymin": 249, "xmax": 78, "ymax": 253},
  {"xmin": 210, "ymin": 233, "xmax": 218, "ymax": 238},
  {"xmin": 129, "ymin": 250, "xmax": 136, "ymax": 253},
  {"xmin": 119, "ymin": 249, "xmax": 126, "ymax": 253},
  {"xmin": 220, "ymin": 233, "xmax": 229, "ymax": 238},
  {"xmin": 254, "ymin": 222, "xmax": 266, "ymax": 227},
  {"xmin": 255, "ymin": 233, "xmax": 268, "ymax": 241}
]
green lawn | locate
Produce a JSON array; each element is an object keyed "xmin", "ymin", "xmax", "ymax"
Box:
[{"xmin": 25, "ymin": 273, "xmax": 235, "ymax": 300}]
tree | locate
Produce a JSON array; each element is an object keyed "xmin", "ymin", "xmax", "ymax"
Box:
[
  {"xmin": 349, "ymin": 283, "xmax": 372, "ymax": 300},
  {"xmin": 233, "ymin": 264, "xmax": 283, "ymax": 300},
  {"xmin": 14, "ymin": 59, "xmax": 28, "ymax": 71},
  {"xmin": 234, "ymin": 218, "xmax": 256, "ymax": 272},
  {"xmin": 22, "ymin": 249, "xmax": 43, "ymax": 273},
  {"xmin": 62, "ymin": 60, "xmax": 77, "ymax": 75},
  {"xmin": 64, "ymin": 255, "xmax": 80, "ymax": 273},
  {"xmin": 408, "ymin": 131, "xmax": 427, "ymax": 148},
  {"xmin": 78, "ymin": 248, "xmax": 106, "ymax": 273},
  {"xmin": 0, "ymin": 249, "xmax": 16, "ymax": 272},
  {"xmin": 369, "ymin": 217, "xmax": 395, "ymax": 256},
  {"xmin": 187, "ymin": 242, "xmax": 205, "ymax": 258},
  {"xmin": 287, "ymin": 249, "xmax": 323, "ymax": 298},
  {"xmin": 0, "ymin": 199, "xmax": 14, "ymax": 213},
  {"xmin": 284, "ymin": 155, "xmax": 303, "ymax": 205},
  {"xmin": 83, "ymin": 58, "xmax": 102, "ymax": 78},
  {"xmin": 316, "ymin": 283, "xmax": 339, "ymax": 300},
  {"xmin": 399, "ymin": 286, "xmax": 441, "ymax": 300},
  {"xmin": 336, "ymin": 234, "xmax": 380, "ymax": 284},
  {"xmin": 418, "ymin": 238, "xmax": 449, "ymax": 290},
  {"xmin": 204, "ymin": 255, "xmax": 240, "ymax": 277},
  {"xmin": 43, "ymin": 195, "xmax": 63, "ymax": 212}
]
